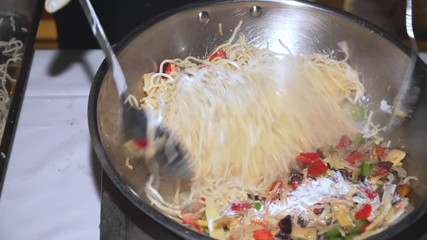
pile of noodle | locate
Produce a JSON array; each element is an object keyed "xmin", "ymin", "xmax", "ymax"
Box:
[
  {"xmin": 0, "ymin": 38, "xmax": 23, "ymax": 140},
  {"xmin": 133, "ymin": 24, "xmax": 365, "ymax": 218}
]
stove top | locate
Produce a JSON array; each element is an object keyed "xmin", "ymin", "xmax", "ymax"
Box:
[{"xmin": 100, "ymin": 171, "xmax": 427, "ymax": 240}]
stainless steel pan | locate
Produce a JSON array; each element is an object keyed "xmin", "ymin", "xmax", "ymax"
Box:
[{"xmin": 88, "ymin": 1, "xmax": 427, "ymax": 239}]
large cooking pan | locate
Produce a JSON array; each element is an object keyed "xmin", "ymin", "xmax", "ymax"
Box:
[{"xmin": 88, "ymin": 0, "xmax": 427, "ymax": 239}]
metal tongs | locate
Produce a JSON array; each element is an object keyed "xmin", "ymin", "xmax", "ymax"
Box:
[{"xmin": 387, "ymin": 0, "xmax": 419, "ymax": 131}]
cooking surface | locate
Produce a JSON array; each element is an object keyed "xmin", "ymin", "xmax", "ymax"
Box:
[{"xmin": 0, "ymin": 50, "xmax": 426, "ymax": 239}]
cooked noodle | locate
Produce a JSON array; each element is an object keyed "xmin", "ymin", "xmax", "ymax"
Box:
[
  {"xmin": 0, "ymin": 38, "xmax": 23, "ymax": 140},
  {"xmin": 131, "ymin": 22, "xmax": 366, "ymax": 219}
]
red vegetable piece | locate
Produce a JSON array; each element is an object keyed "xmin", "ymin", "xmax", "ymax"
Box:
[
  {"xmin": 301, "ymin": 152, "xmax": 321, "ymax": 160},
  {"xmin": 312, "ymin": 202, "xmax": 324, "ymax": 215},
  {"xmin": 230, "ymin": 201, "xmax": 252, "ymax": 212},
  {"xmin": 346, "ymin": 151, "xmax": 363, "ymax": 165},
  {"xmin": 163, "ymin": 63, "xmax": 172, "ymax": 74},
  {"xmin": 296, "ymin": 155, "xmax": 313, "ymax": 164},
  {"xmin": 209, "ymin": 49, "xmax": 227, "ymax": 61},
  {"xmin": 362, "ymin": 188, "xmax": 378, "ymax": 201},
  {"xmin": 336, "ymin": 135, "xmax": 351, "ymax": 148},
  {"xmin": 355, "ymin": 204, "xmax": 372, "ymax": 220},
  {"xmin": 373, "ymin": 166, "xmax": 390, "ymax": 177},
  {"xmin": 269, "ymin": 180, "xmax": 284, "ymax": 191},
  {"xmin": 307, "ymin": 159, "xmax": 328, "ymax": 178},
  {"xmin": 253, "ymin": 229, "xmax": 274, "ymax": 240},
  {"xmin": 134, "ymin": 139, "xmax": 148, "ymax": 149},
  {"xmin": 375, "ymin": 145, "xmax": 385, "ymax": 158}
]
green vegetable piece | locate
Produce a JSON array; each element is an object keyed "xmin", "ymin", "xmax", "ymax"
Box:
[
  {"xmin": 318, "ymin": 144, "xmax": 333, "ymax": 156},
  {"xmin": 253, "ymin": 201, "xmax": 261, "ymax": 211},
  {"xmin": 352, "ymin": 132, "xmax": 363, "ymax": 147},
  {"xmin": 349, "ymin": 220, "xmax": 368, "ymax": 235},
  {"xmin": 325, "ymin": 227, "xmax": 342, "ymax": 239},
  {"xmin": 360, "ymin": 161, "xmax": 372, "ymax": 177},
  {"xmin": 352, "ymin": 105, "xmax": 367, "ymax": 121},
  {"xmin": 344, "ymin": 235, "xmax": 354, "ymax": 240}
]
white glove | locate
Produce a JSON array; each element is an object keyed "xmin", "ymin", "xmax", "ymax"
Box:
[{"xmin": 45, "ymin": 0, "xmax": 72, "ymax": 13}]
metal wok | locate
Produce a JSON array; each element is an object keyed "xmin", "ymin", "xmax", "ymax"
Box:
[{"xmin": 88, "ymin": 1, "xmax": 427, "ymax": 239}]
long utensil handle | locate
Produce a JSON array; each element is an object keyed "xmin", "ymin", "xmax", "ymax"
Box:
[
  {"xmin": 388, "ymin": 0, "xmax": 419, "ymax": 130},
  {"xmin": 78, "ymin": 0, "xmax": 127, "ymax": 94}
]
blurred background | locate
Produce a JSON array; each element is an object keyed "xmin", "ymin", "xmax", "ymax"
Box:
[{"xmin": 34, "ymin": 0, "xmax": 427, "ymax": 51}]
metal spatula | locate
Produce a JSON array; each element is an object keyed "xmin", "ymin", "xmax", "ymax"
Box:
[{"xmin": 78, "ymin": 0, "xmax": 191, "ymax": 179}]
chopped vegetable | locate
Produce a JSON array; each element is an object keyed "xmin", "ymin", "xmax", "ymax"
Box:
[
  {"xmin": 351, "ymin": 132, "xmax": 363, "ymax": 148},
  {"xmin": 351, "ymin": 105, "xmax": 367, "ymax": 121},
  {"xmin": 196, "ymin": 219, "xmax": 208, "ymax": 227},
  {"xmin": 177, "ymin": 135, "xmax": 415, "ymax": 240},
  {"xmin": 205, "ymin": 197, "xmax": 226, "ymax": 239},
  {"xmin": 361, "ymin": 188, "xmax": 377, "ymax": 201},
  {"xmin": 312, "ymin": 202, "xmax": 324, "ymax": 215},
  {"xmin": 230, "ymin": 201, "xmax": 252, "ymax": 212},
  {"xmin": 337, "ymin": 211, "xmax": 353, "ymax": 227},
  {"xmin": 163, "ymin": 63, "xmax": 172, "ymax": 74},
  {"xmin": 360, "ymin": 161, "xmax": 372, "ymax": 177},
  {"xmin": 385, "ymin": 149, "xmax": 406, "ymax": 165},
  {"xmin": 307, "ymin": 159, "xmax": 328, "ymax": 177},
  {"xmin": 397, "ymin": 184, "xmax": 410, "ymax": 197},
  {"xmin": 349, "ymin": 220, "xmax": 369, "ymax": 235},
  {"xmin": 355, "ymin": 204, "xmax": 372, "ymax": 220},
  {"xmin": 301, "ymin": 152, "xmax": 321, "ymax": 160},
  {"xmin": 290, "ymin": 226, "xmax": 318, "ymax": 240},
  {"xmin": 269, "ymin": 180, "xmax": 284, "ymax": 191},
  {"xmin": 253, "ymin": 229, "xmax": 274, "ymax": 240},
  {"xmin": 318, "ymin": 144, "xmax": 333, "ymax": 157},
  {"xmin": 373, "ymin": 166, "xmax": 390, "ymax": 177},
  {"xmin": 325, "ymin": 227, "xmax": 342, "ymax": 239},
  {"xmin": 296, "ymin": 154, "xmax": 314, "ymax": 165},
  {"xmin": 253, "ymin": 201, "xmax": 262, "ymax": 211},
  {"xmin": 375, "ymin": 145, "xmax": 385, "ymax": 158},
  {"xmin": 336, "ymin": 135, "xmax": 351, "ymax": 148},
  {"xmin": 346, "ymin": 152, "xmax": 363, "ymax": 165},
  {"xmin": 209, "ymin": 49, "xmax": 227, "ymax": 61},
  {"xmin": 278, "ymin": 215, "xmax": 292, "ymax": 234}
]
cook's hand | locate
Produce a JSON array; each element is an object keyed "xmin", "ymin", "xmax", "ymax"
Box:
[{"xmin": 45, "ymin": 0, "xmax": 72, "ymax": 13}]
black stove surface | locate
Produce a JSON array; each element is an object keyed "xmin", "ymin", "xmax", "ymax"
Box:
[{"xmin": 100, "ymin": 171, "xmax": 427, "ymax": 240}]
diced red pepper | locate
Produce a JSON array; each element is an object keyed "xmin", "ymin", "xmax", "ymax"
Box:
[
  {"xmin": 312, "ymin": 202, "xmax": 324, "ymax": 215},
  {"xmin": 253, "ymin": 229, "xmax": 274, "ymax": 240},
  {"xmin": 373, "ymin": 166, "xmax": 390, "ymax": 177},
  {"xmin": 336, "ymin": 135, "xmax": 351, "ymax": 148},
  {"xmin": 307, "ymin": 159, "xmax": 328, "ymax": 178},
  {"xmin": 355, "ymin": 204, "xmax": 372, "ymax": 220},
  {"xmin": 134, "ymin": 139, "xmax": 148, "ymax": 149},
  {"xmin": 362, "ymin": 188, "xmax": 378, "ymax": 201},
  {"xmin": 230, "ymin": 201, "xmax": 252, "ymax": 212},
  {"xmin": 296, "ymin": 155, "xmax": 313, "ymax": 164},
  {"xmin": 346, "ymin": 151, "xmax": 363, "ymax": 165},
  {"xmin": 300, "ymin": 152, "xmax": 320, "ymax": 160},
  {"xmin": 163, "ymin": 63, "xmax": 172, "ymax": 74},
  {"xmin": 269, "ymin": 180, "xmax": 284, "ymax": 191},
  {"xmin": 209, "ymin": 49, "xmax": 227, "ymax": 61},
  {"xmin": 251, "ymin": 219, "xmax": 267, "ymax": 227},
  {"xmin": 375, "ymin": 145, "xmax": 385, "ymax": 158}
]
